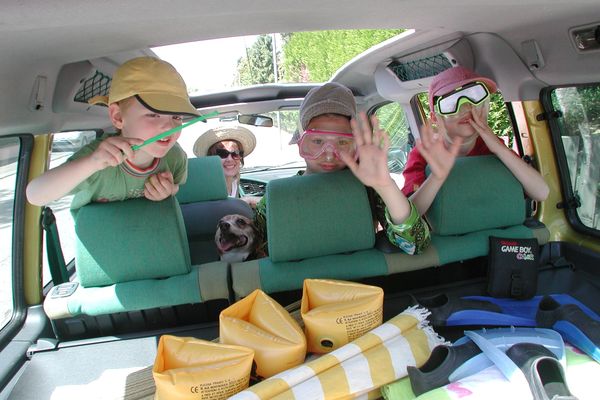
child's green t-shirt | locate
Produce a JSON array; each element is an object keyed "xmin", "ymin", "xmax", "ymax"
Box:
[{"xmin": 66, "ymin": 134, "xmax": 188, "ymax": 210}]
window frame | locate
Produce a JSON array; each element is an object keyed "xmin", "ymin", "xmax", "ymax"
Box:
[
  {"xmin": 0, "ymin": 134, "xmax": 33, "ymax": 348},
  {"xmin": 541, "ymin": 83, "xmax": 600, "ymax": 238}
]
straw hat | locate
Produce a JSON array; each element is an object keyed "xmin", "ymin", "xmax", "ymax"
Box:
[{"xmin": 193, "ymin": 126, "xmax": 257, "ymax": 157}]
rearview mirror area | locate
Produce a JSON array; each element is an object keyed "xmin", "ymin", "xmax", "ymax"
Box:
[{"xmin": 238, "ymin": 114, "xmax": 274, "ymax": 127}]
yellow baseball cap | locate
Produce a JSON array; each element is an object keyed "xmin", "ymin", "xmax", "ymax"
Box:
[{"xmin": 89, "ymin": 57, "xmax": 199, "ymax": 116}]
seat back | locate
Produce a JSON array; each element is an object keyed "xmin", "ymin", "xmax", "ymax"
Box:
[
  {"xmin": 232, "ymin": 169, "xmax": 389, "ymax": 297},
  {"xmin": 45, "ymin": 194, "xmax": 230, "ymax": 330},
  {"xmin": 426, "ymin": 155, "xmax": 526, "ymax": 235},
  {"xmin": 424, "ymin": 155, "xmax": 544, "ymax": 265},
  {"xmin": 376, "ymin": 155, "xmax": 549, "ymax": 276},
  {"xmin": 75, "ymin": 196, "xmax": 191, "ymax": 288},
  {"xmin": 267, "ymin": 169, "xmax": 375, "ymax": 262},
  {"xmin": 177, "ymin": 156, "xmax": 253, "ymax": 264},
  {"xmin": 176, "ymin": 156, "xmax": 228, "ymax": 204}
]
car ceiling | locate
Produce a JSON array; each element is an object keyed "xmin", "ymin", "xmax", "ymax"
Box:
[{"xmin": 1, "ymin": 0, "xmax": 599, "ymax": 136}]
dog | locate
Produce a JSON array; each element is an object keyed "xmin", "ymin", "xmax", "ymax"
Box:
[{"xmin": 215, "ymin": 214, "xmax": 262, "ymax": 262}]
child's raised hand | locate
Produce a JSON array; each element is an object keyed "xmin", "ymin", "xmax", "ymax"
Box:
[
  {"xmin": 469, "ymin": 106, "xmax": 501, "ymax": 151},
  {"xmin": 416, "ymin": 118, "xmax": 462, "ymax": 182},
  {"xmin": 144, "ymin": 171, "xmax": 177, "ymax": 201},
  {"xmin": 340, "ymin": 112, "xmax": 395, "ymax": 190},
  {"xmin": 90, "ymin": 136, "xmax": 143, "ymax": 170}
]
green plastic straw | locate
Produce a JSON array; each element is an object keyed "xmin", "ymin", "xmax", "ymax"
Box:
[{"xmin": 131, "ymin": 110, "xmax": 219, "ymax": 151}]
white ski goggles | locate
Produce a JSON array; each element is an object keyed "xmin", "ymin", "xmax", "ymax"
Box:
[{"xmin": 434, "ymin": 81, "xmax": 491, "ymax": 116}]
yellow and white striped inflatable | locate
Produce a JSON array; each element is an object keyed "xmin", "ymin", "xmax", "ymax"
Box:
[{"xmin": 230, "ymin": 306, "xmax": 446, "ymax": 400}]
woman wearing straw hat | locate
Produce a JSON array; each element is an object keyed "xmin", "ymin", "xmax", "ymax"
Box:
[{"xmin": 193, "ymin": 125, "xmax": 257, "ymax": 199}]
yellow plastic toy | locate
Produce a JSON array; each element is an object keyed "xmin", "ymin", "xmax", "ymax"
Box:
[
  {"xmin": 220, "ymin": 289, "xmax": 307, "ymax": 378},
  {"xmin": 152, "ymin": 335, "xmax": 254, "ymax": 400},
  {"xmin": 301, "ymin": 279, "xmax": 384, "ymax": 353}
]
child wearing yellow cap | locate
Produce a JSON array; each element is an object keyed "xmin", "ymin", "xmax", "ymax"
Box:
[{"xmin": 27, "ymin": 57, "xmax": 199, "ymax": 210}]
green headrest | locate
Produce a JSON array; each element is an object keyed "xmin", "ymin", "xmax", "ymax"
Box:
[
  {"xmin": 176, "ymin": 156, "xmax": 228, "ymax": 204},
  {"xmin": 75, "ymin": 196, "xmax": 191, "ymax": 287},
  {"xmin": 426, "ymin": 155, "xmax": 526, "ymax": 235},
  {"xmin": 266, "ymin": 169, "xmax": 375, "ymax": 262}
]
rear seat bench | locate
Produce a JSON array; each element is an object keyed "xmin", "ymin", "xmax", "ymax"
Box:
[
  {"xmin": 44, "ymin": 156, "xmax": 257, "ymax": 339},
  {"xmin": 231, "ymin": 155, "xmax": 549, "ymax": 298},
  {"xmin": 43, "ymin": 156, "xmax": 248, "ymax": 339}
]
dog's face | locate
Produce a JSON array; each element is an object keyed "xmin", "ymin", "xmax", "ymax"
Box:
[{"xmin": 215, "ymin": 214, "xmax": 260, "ymax": 263}]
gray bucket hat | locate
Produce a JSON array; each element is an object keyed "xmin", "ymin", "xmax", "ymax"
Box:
[{"xmin": 290, "ymin": 82, "xmax": 357, "ymax": 144}]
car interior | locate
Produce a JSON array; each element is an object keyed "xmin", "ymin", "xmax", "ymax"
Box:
[{"xmin": 2, "ymin": 0, "xmax": 600, "ymax": 398}]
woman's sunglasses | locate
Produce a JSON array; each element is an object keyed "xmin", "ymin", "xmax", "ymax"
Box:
[{"xmin": 214, "ymin": 148, "xmax": 244, "ymax": 160}]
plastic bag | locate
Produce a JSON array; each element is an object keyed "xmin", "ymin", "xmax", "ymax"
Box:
[
  {"xmin": 220, "ymin": 289, "xmax": 307, "ymax": 378},
  {"xmin": 301, "ymin": 279, "xmax": 383, "ymax": 353},
  {"xmin": 152, "ymin": 335, "xmax": 254, "ymax": 400}
]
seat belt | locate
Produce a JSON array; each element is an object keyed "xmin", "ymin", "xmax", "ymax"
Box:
[{"xmin": 41, "ymin": 206, "xmax": 69, "ymax": 285}]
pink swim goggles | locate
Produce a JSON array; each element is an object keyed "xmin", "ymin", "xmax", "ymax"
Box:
[{"xmin": 297, "ymin": 129, "xmax": 357, "ymax": 160}]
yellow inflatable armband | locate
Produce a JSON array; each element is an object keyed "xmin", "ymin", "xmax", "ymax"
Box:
[
  {"xmin": 153, "ymin": 335, "xmax": 254, "ymax": 400},
  {"xmin": 301, "ymin": 279, "xmax": 383, "ymax": 353},
  {"xmin": 220, "ymin": 289, "xmax": 307, "ymax": 378}
]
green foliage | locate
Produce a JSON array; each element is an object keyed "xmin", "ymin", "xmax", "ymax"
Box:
[
  {"xmin": 488, "ymin": 92, "xmax": 514, "ymax": 146},
  {"xmin": 376, "ymin": 103, "xmax": 409, "ymax": 147},
  {"xmin": 281, "ymin": 30, "xmax": 404, "ymax": 82},
  {"xmin": 551, "ymin": 86, "xmax": 600, "ymax": 136},
  {"xmin": 375, "ymin": 103, "xmax": 411, "ymax": 172},
  {"xmin": 235, "ymin": 35, "xmax": 275, "ymax": 86},
  {"xmin": 264, "ymin": 110, "xmax": 299, "ymax": 135}
]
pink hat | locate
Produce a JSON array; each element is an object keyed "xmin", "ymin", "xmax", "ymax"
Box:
[{"xmin": 429, "ymin": 66, "xmax": 497, "ymax": 112}]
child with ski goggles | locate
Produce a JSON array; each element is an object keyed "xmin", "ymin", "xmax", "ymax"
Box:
[
  {"xmin": 401, "ymin": 66, "xmax": 549, "ymax": 217},
  {"xmin": 297, "ymin": 129, "xmax": 357, "ymax": 160}
]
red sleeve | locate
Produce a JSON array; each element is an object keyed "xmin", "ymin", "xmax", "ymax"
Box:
[{"xmin": 401, "ymin": 147, "xmax": 428, "ymax": 196}]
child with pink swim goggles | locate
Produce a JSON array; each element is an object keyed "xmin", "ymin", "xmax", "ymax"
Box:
[{"xmin": 253, "ymin": 82, "xmax": 432, "ymax": 256}]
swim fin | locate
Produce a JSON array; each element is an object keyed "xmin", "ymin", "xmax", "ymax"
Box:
[
  {"xmin": 407, "ymin": 340, "xmax": 482, "ymax": 396},
  {"xmin": 536, "ymin": 295, "xmax": 600, "ymax": 363},
  {"xmin": 506, "ymin": 342, "xmax": 577, "ymax": 400},
  {"xmin": 452, "ymin": 326, "xmax": 566, "ymax": 382},
  {"xmin": 415, "ymin": 293, "xmax": 599, "ymax": 328},
  {"xmin": 412, "ymin": 293, "xmax": 502, "ymax": 327}
]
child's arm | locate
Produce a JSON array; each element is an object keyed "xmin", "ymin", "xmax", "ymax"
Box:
[
  {"xmin": 409, "ymin": 119, "xmax": 463, "ymax": 215},
  {"xmin": 341, "ymin": 113, "xmax": 411, "ymax": 224},
  {"xmin": 470, "ymin": 107, "xmax": 550, "ymax": 201},
  {"xmin": 341, "ymin": 113, "xmax": 431, "ymax": 254},
  {"xmin": 26, "ymin": 136, "xmax": 141, "ymax": 206}
]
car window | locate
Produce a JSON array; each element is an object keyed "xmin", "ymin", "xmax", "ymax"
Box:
[
  {"xmin": 375, "ymin": 102, "xmax": 412, "ymax": 174},
  {"xmin": 547, "ymin": 84, "xmax": 600, "ymax": 231},
  {"xmin": 42, "ymin": 131, "xmax": 97, "ymax": 285},
  {"xmin": 0, "ymin": 136, "xmax": 20, "ymax": 330},
  {"xmin": 179, "ymin": 110, "xmax": 305, "ymax": 170}
]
